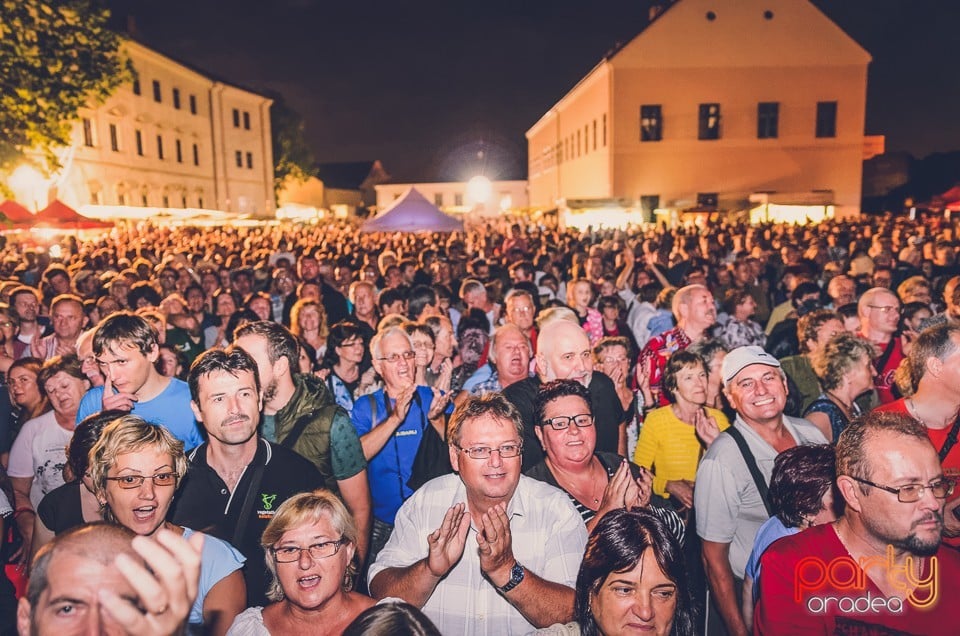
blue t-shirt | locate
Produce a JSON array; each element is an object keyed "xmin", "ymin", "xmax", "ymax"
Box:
[
  {"xmin": 351, "ymin": 385, "xmax": 434, "ymax": 525},
  {"xmin": 76, "ymin": 378, "xmax": 204, "ymax": 451},
  {"xmin": 182, "ymin": 527, "xmax": 245, "ymax": 631},
  {"xmin": 744, "ymin": 515, "xmax": 798, "ymax": 603}
]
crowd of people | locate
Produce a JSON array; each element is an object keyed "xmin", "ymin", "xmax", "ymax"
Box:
[{"xmin": 1, "ymin": 211, "xmax": 960, "ymax": 634}]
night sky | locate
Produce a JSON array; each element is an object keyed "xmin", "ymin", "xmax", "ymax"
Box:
[{"xmin": 106, "ymin": 0, "xmax": 959, "ymax": 183}]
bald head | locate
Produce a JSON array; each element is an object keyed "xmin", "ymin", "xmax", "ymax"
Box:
[{"xmin": 536, "ymin": 320, "xmax": 592, "ymax": 386}]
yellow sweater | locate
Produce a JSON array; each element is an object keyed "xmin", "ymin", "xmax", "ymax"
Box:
[{"xmin": 633, "ymin": 405, "xmax": 730, "ymax": 498}]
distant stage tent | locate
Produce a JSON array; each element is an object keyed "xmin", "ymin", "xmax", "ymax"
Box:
[
  {"xmin": 35, "ymin": 200, "xmax": 113, "ymax": 230},
  {"xmin": 0, "ymin": 200, "xmax": 33, "ymax": 227},
  {"xmin": 361, "ymin": 187, "xmax": 463, "ymax": 233}
]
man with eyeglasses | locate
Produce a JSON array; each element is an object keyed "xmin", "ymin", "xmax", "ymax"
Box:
[
  {"xmin": 754, "ymin": 411, "xmax": 960, "ymax": 634},
  {"xmin": 857, "ymin": 287, "xmax": 907, "ymax": 405},
  {"xmin": 350, "ymin": 325, "xmax": 450, "ymax": 564},
  {"xmin": 369, "ymin": 393, "xmax": 586, "ymax": 634},
  {"xmin": 696, "ymin": 346, "xmax": 826, "ymax": 636},
  {"xmin": 233, "ymin": 321, "xmax": 371, "ymax": 565},
  {"xmin": 504, "ymin": 289, "xmax": 538, "ymax": 353}
]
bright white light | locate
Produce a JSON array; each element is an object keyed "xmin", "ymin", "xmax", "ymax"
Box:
[
  {"xmin": 465, "ymin": 176, "xmax": 492, "ymax": 206},
  {"xmin": 7, "ymin": 165, "xmax": 48, "ymax": 210}
]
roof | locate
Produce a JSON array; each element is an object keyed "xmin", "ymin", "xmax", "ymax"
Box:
[{"xmin": 316, "ymin": 161, "xmax": 390, "ymax": 190}]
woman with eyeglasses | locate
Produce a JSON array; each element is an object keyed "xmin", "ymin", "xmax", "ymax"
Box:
[
  {"xmin": 228, "ymin": 489, "xmax": 375, "ymax": 635},
  {"xmin": 320, "ymin": 321, "xmax": 375, "ymax": 415},
  {"xmin": 90, "ymin": 414, "xmax": 246, "ymax": 636},
  {"xmin": 525, "ymin": 380, "xmax": 683, "ymax": 540}
]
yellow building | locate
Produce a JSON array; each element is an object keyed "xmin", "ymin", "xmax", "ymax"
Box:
[
  {"xmin": 526, "ymin": 0, "xmax": 871, "ymax": 225},
  {"xmin": 11, "ymin": 39, "xmax": 274, "ymax": 219}
]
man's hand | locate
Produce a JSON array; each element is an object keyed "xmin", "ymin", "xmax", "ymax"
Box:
[
  {"xmin": 665, "ymin": 479, "xmax": 695, "ymax": 509},
  {"xmin": 99, "ymin": 528, "xmax": 203, "ymax": 636},
  {"xmin": 55, "ymin": 339, "xmax": 77, "ymax": 357},
  {"xmin": 477, "ymin": 502, "xmax": 515, "ymax": 587},
  {"xmin": 102, "ymin": 375, "xmax": 137, "ymax": 412},
  {"xmin": 426, "ymin": 503, "xmax": 470, "ymax": 578},
  {"xmin": 392, "ymin": 383, "xmax": 416, "ymax": 422},
  {"xmin": 427, "ymin": 388, "xmax": 450, "ymax": 420}
]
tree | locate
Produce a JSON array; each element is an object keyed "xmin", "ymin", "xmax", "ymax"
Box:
[
  {"xmin": 0, "ymin": 0, "xmax": 130, "ymax": 177},
  {"xmin": 270, "ymin": 94, "xmax": 318, "ymax": 197}
]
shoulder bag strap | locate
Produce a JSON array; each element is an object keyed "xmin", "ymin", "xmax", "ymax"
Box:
[
  {"xmin": 724, "ymin": 426, "xmax": 774, "ymax": 517},
  {"xmin": 939, "ymin": 415, "xmax": 960, "ymax": 462},
  {"xmin": 874, "ymin": 337, "xmax": 897, "ymax": 374},
  {"xmin": 232, "ymin": 455, "xmax": 265, "ymax": 546}
]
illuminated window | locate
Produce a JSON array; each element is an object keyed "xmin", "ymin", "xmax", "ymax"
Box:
[
  {"xmin": 757, "ymin": 102, "xmax": 779, "ymax": 139},
  {"xmin": 82, "ymin": 118, "xmax": 94, "ymax": 147},
  {"xmin": 189, "ymin": 95, "xmax": 197, "ymax": 114},
  {"xmin": 640, "ymin": 105, "xmax": 662, "ymax": 141},
  {"xmin": 816, "ymin": 101, "xmax": 837, "ymax": 138},
  {"xmin": 434, "ymin": 193, "xmax": 443, "ymax": 206},
  {"xmin": 698, "ymin": 104, "xmax": 720, "ymax": 140},
  {"xmin": 454, "ymin": 193, "xmax": 463, "ymax": 206},
  {"xmin": 109, "ymin": 123, "xmax": 119, "ymax": 151},
  {"xmin": 173, "ymin": 88, "xmax": 181, "ymax": 109},
  {"xmin": 152, "ymin": 80, "xmax": 161, "ymax": 103}
]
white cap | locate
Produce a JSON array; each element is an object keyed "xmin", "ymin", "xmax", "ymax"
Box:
[{"xmin": 721, "ymin": 346, "xmax": 781, "ymax": 385}]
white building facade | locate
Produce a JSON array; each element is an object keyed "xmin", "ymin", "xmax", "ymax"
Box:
[
  {"xmin": 15, "ymin": 40, "xmax": 274, "ymax": 218},
  {"xmin": 375, "ymin": 180, "xmax": 528, "ymax": 216},
  {"xmin": 526, "ymin": 0, "xmax": 871, "ymax": 224}
]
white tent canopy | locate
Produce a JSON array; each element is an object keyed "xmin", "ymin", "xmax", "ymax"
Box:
[{"xmin": 362, "ymin": 187, "xmax": 463, "ymax": 233}]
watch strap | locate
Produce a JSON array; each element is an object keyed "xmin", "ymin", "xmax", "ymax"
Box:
[{"xmin": 497, "ymin": 561, "xmax": 525, "ymax": 593}]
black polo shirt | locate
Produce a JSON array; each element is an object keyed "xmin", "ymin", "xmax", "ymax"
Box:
[
  {"xmin": 502, "ymin": 373, "xmax": 626, "ymax": 472},
  {"xmin": 169, "ymin": 438, "xmax": 323, "ymax": 607}
]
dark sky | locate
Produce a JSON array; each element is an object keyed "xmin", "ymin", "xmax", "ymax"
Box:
[{"xmin": 107, "ymin": 0, "xmax": 959, "ymax": 182}]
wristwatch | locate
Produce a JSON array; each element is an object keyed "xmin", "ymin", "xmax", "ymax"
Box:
[{"xmin": 497, "ymin": 561, "xmax": 525, "ymax": 593}]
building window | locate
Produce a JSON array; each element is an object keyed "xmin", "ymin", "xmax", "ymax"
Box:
[
  {"xmin": 640, "ymin": 195, "xmax": 660, "ymax": 215},
  {"xmin": 173, "ymin": 88, "xmax": 181, "ymax": 109},
  {"xmin": 640, "ymin": 105, "xmax": 663, "ymax": 142},
  {"xmin": 109, "ymin": 123, "xmax": 119, "ymax": 151},
  {"xmin": 181, "ymin": 195, "xmax": 188, "ymax": 208},
  {"xmin": 176, "ymin": 139, "xmax": 183, "ymax": 163},
  {"xmin": 162, "ymin": 194, "xmax": 169, "ymax": 207},
  {"xmin": 132, "ymin": 77, "xmax": 141, "ymax": 96},
  {"xmin": 235, "ymin": 150, "xmax": 243, "ymax": 167},
  {"xmin": 243, "ymin": 111, "xmax": 251, "ymax": 130},
  {"xmin": 141, "ymin": 193, "xmax": 148, "ymax": 206},
  {"xmin": 584, "ymin": 125, "xmax": 589, "ymax": 153},
  {"xmin": 757, "ymin": 102, "xmax": 779, "ymax": 139},
  {"xmin": 697, "ymin": 192, "xmax": 719, "ymax": 209},
  {"xmin": 232, "ymin": 109, "xmax": 240, "ymax": 127},
  {"xmin": 152, "ymin": 80, "xmax": 161, "ymax": 103},
  {"xmin": 454, "ymin": 193, "xmax": 463, "ymax": 206},
  {"xmin": 198, "ymin": 196, "xmax": 204, "ymax": 208},
  {"xmin": 246, "ymin": 151, "xmax": 253, "ymax": 169},
  {"xmin": 90, "ymin": 190, "xmax": 100, "ymax": 205},
  {"xmin": 816, "ymin": 101, "xmax": 837, "ymax": 138},
  {"xmin": 82, "ymin": 118, "xmax": 94, "ymax": 147},
  {"xmin": 135, "ymin": 130, "xmax": 143, "ymax": 156},
  {"xmin": 593, "ymin": 120, "xmax": 597, "ymax": 150},
  {"xmin": 157, "ymin": 135, "xmax": 164, "ymax": 159},
  {"xmin": 577, "ymin": 130, "xmax": 581, "ymax": 157},
  {"xmin": 118, "ymin": 192, "xmax": 126, "ymax": 206},
  {"xmin": 603, "ymin": 113, "xmax": 607, "ymax": 146},
  {"xmin": 698, "ymin": 104, "xmax": 721, "ymax": 140},
  {"xmin": 192, "ymin": 143, "xmax": 199, "ymax": 166},
  {"xmin": 189, "ymin": 95, "xmax": 197, "ymax": 115},
  {"xmin": 434, "ymin": 193, "xmax": 443, "ymax": 206}
]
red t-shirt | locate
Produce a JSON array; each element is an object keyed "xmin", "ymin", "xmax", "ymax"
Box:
[
  {"xmin": 755, "ymin": 523, "xmax": 960, "ymax": 635},
  {"xmin": 860, "ymin": 334, "xmax": 905, "ymax": 404},
  {"xmin": 877, "ymin": 399, "xmax": 960, "ymax": 547}
]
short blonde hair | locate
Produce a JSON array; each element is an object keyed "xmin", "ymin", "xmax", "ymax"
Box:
[
  {"xmin": 260, "ymin": 489, "xmax": 359, "ymax": 601},
  {"xmin": 88, "ymin": 415, "xmax": 187, "ymax": 521},
  {"xmin": 810, "ymin": 333, "xmax": 876, "ymax": 392}
]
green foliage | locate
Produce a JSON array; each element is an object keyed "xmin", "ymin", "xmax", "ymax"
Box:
[
  {"xmin": 270, "ymin": 96, "xmax": 318, "ymax": 197},
  {"xmin": 0, "ymin": 0, "xmax": 131, "ymax": 176}
]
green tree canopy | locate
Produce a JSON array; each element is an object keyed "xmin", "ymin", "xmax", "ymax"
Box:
[
  {"xmin": 270, "ymin": 95, "xmax": 318, "ymax": 197},
  {"xmin": 0, "ymin": 0, "xmax": 130, "ymax": 175}
]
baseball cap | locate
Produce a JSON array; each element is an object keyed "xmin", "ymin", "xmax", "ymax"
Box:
[{"xmin": 721, "ymin": 346, "xmax": 781, "ymax": 385}]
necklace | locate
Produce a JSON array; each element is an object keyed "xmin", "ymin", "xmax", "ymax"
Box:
[
  {"xmin": 558, "ymin": 461, "xmax": 604, "ymax": 506},
  {"xmin": 827, "ymin": 390, "xmax": 852, "ymax": 415}
]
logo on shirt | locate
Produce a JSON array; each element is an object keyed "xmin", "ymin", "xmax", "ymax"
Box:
[
  {"xmin": 261, "ymin": 493, "xmax": 277, "ymax": 510},
  {"xmin": 794, "ymin": 545, "xmax": 939, "ymax": 616}
]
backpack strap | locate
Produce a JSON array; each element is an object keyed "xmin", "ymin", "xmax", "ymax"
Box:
[
  {"xmin": 939, "ymin": 415, "xmax": 960, "ymax": 463},
  {"xmin": 724, "ymin": 426, "xmax": 774, "ymax": 517}
]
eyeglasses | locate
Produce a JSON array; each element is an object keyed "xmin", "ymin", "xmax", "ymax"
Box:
[
  {"xmin": 376, "ymin": 351, "xmax": 416, "ymax": 363},
  {"xmin": 456, "ymin": 443, "xmax": 523, "ymax": 460},
  {"xmin": 850, "ymin": 476, "xmax": 955, "ymax": 503},
  {"xmin": 272, "ymin": 538, "xmax": 346, "ymax": 562},
  {"xmin": 0, "ymin": 321, "xmax": 14, "ymax": 328},
  {"xmin": 867, "ymin": 304, "xmax": 901, "ymax": 314},
  {"xmin": 105, "ymin": 473, "xmax": 178, "ymax": 489},
  {"xmin": 542, "ymin": 414, "xmax": 595, "ymax": 431}
]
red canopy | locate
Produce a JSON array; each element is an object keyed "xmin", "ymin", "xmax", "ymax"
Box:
[
  {"xmin": 0, "ymin": 200, "xmax": 34, "ymax": 226},
  {"xmin": 35, "ymin": 200, "xmax": 113, "ymax": 230}
]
